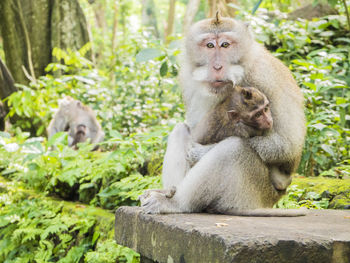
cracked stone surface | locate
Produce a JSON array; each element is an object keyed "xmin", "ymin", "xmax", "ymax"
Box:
[{"xmin": 115, "ymin": 206, "xmax": 350, "ymax": 263}]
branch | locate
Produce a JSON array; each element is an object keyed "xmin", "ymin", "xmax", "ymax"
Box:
[{"xmin": 16, "ymin": 0, "xmax": 36, "ymax": 82}]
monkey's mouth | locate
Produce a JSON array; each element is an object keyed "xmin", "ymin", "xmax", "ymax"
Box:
[
  {"xmin": 210, "ymin": 80, "xmax": 233, "ymax": 88},
  {"xmin": 208, "ymin": 80, "xmax": 233, "ymax": 95}
]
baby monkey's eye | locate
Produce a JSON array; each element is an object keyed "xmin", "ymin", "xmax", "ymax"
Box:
[
  {"xmin": 264, "ymin": 106, "xmax": 269, "ymax": 112},
  {"xmin": 207, "ymin": 42, "xmax": 215, "ymax": 48},
  {"xmin": 255, "ymin": 111, "xmax": 263, "ymax": 118},
  {"xmin": 221, "ymin": 42, "xmax": 230, "ymax": 48}
]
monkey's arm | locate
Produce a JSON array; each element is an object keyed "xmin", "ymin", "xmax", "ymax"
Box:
[
  {"xmin": 248, "ymin": 105, "xmax": 305, "ymax": 174},
  {"xmin": 91, "ymin": 129, "xmax": 105, "ymax": 143},
  {"xmin": 191, "ymin": 117, "xmax": 212, "ymax": 145},
  {"xmin": 47, "ymin": 111, "xmax": 68, "ymax": 138},
  {"xmin": 246, "ymin": 48, "xmax": 306, "ymax": 172},
  {"xmin": 249, "ymin": 132, "xmax": 297, "ymax": 169}
]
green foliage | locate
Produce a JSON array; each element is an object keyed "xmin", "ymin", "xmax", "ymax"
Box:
[
  {"xmin": 276, "ymin": 177, "xmax": 350, "ymax": 209},
  {"xmin": 0, "ymin": 128, "xmax": 166, "ymax": 209},
  {"xmin": 249, "ymin": 13, "xmax": 350, "ymax": 177},
  {"xmin": 2, "ymin": 5, "xmax": 350, "ymax": 262},
  {"xmin": 6, "ymin": 37, "xmax": 183, "ymax": 138},
  {"xmin": 0, "ymin": 179, "xmax": 139, "ymax": 262},
  {"xmin": 276, "ymin": 184, "xmax": 330, "ymax": 209},
  {"xmin": 84, "ymin": 240, "xmax": 139, "ymax": 263}
]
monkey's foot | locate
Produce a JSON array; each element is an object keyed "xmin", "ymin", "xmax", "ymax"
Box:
[
  {"xmin": 139, "ymin": 190, "xmax": 179, "ymax": 214},
  {"xmin": 139, "ymin": 187, "xmax": 176, "ymax": 200}
]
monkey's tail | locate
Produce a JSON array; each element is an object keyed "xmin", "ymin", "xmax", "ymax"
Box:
[{"xmin": 229, "ymin": 208, "xmax": 307, "ymax": 217}]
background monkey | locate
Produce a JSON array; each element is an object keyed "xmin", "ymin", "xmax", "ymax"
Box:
[
  {"xmin": 140, "ymin": 14, "xmax": 306, "ymax": 216},
  {"xmin": 47, "ymin": 96, "xmax": 104, "ymax": 148}
]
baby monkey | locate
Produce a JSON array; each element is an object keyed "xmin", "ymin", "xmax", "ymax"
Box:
[
  {"xmin": 192, "ymin": 86, "xmax": 272, "ymax": 145},
  {"xmin": 188, "ymin": 86, "xmax": 291, "ymax": 191}
]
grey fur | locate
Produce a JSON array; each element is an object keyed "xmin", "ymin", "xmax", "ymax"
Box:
[
  {"xmin": 47, "ymin": 97, "xmax": 104, "ymax": 147},
  {"xmin": 140, "ymin": 17, "xmax": 306, "ymax": 217}
]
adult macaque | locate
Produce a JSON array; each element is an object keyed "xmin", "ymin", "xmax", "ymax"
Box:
[
  {"xmin": 47, "ymin": 97, "xmax": 104, "ymax": 148},
  {"xmin": 140, "ymin": 14, "xmax": 306, "ymax": 216}
]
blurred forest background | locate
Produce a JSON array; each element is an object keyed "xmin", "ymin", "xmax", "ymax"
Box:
[{"xmin": 0, "ymin": 0, "xmax": 349, "ymax": 262}]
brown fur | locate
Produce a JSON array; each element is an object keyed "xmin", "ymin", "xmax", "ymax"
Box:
[{"xmin": 192, "ymin": 86, "xmax": 268, "ymax": 145}]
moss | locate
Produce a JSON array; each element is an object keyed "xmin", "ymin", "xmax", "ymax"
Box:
[
  {"xmin": 290, "ymin": 177, "xmax": 350, "ymax": 209},
  {"xmin": 292, "ymin": 177, "xmax": 350, "ymax": 194}
]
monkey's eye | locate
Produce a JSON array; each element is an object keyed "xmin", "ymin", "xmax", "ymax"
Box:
[
  {"xmin": 264, "ymin": 106, "xmax": 269, "ymax": 112},
  {"xmin": 254, "ymin": 111, "xmax": 263, "ymax": 118},
  {"xmin": 206, "ymin": 43, "xmax": 215, "ymax": 48},
  {"xmin": 221, "ymin": 42, "xmax": 230, "ymax": 48}
]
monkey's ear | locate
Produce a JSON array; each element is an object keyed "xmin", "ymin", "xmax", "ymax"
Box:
[
  {"xmin": 227, "ymin": 110, "xmax": 239, "ymax": 120},
  {"xmin": 242, "ymin": 89, "xmax": 252, "ymax": 100},
  {"xmin": 76, "ymin": 101, "xmax": 83, "ymax": 108}
]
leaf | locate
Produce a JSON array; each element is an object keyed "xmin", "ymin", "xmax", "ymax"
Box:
[
  {"xmin": 0, "ymin": 132, "xmax": 11, "ymax": 138},
  {"xmin": 160, "ymin": 61, "xmax": 168, "ymax": 77},
  {"xmin": 41, "ymin": 223, "xmax": 68, "ymax": 239},
  {"xmin": 321, "ymin": 144, "xmax": 335, "ymax": 156},
  {"xmin": 47, "ymin": 132, "xmax": 68, "ymax": 147},
  {"xmin": 305, "ymin": 191, "xmax": 321, "ymax": 200},
  {"xmin": 309, "ymin": 123, "xmax": 326, "ymax": 130},
  {"xmin": 136, "ymin": 48, "xmax": 162, "ymax": 62}
]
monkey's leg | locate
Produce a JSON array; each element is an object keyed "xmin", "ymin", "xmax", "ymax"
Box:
[
  {"xmin": 162, "ymin": 123, "xmax": 191, "ymax": 189},
  {"xmin": 142, "ymin": 137, "xmax": 260, "ymax": 214}
]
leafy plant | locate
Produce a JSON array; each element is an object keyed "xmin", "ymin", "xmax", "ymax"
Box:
[{"xmin": 0, "ymin": 178, "xmax": 139, "ymax": 262}]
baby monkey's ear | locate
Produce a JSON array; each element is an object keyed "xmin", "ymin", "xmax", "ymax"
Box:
[
  {"xmin": 227, "ymin": 110, "xmax": 239, "ymax": 120},
  {"xmin": 241, "ymin": 88, "xmax": 252, "ymax": 100}
]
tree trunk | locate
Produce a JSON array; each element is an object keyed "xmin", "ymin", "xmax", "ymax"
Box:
[
  {"xmin": 207, "ymin": 0, "xmax": 237, "ymax": 18},
  {"xmin": 0, "ymin": 0, "xmax": 51, "ymax": 84},
  {"xmin": 183, "ymin": 0, "xmax": 201, "ymax": 34},
  {"xmin": 0, "ymin": 101, "xmax": 5, "ymax": 131},
  {"xmin": 141, "ymin": 0, "xmax": 160, "ymax": 38},
  {"xmin": 164, "ymin": 0, "xmax": 176, "ymax": 43},
  {"xmin": 0, "ymin": 58, "xmax": 17, "ymax": 131},
  {"xmin": 51, "ymin": 0, "xmax": 91, "ymax": 55},
  {"xmin": 0, "ymin": 0, "xmax": 91, "ymax": 85},
  {"xmin": 112, "ymin": 1, "xmax": 119, "ymax": 52},
  {"xmin": 0, "ymin": 58, "xmax": 17, "ymax": 100}
]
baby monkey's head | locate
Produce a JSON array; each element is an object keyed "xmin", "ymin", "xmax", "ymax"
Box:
[{"xmin": 228, "ymin": 86, "xmax": 273, "ymax": 131}]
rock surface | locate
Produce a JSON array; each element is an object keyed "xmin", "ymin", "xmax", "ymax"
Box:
[{"xmin": 115, "ymin": 206, "xmax": 350, "ymax": 263}]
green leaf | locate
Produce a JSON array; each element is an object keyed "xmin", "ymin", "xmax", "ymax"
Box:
[
  {"xmin": 48, "ymin": 132, "xmax": 68, "ymax": 147},
  {"xmin": 160, "ymin": 61, "xmax": 168, "ymax": 77},
  {"xmin": 321, "ymin": 144, "xmax": 335, "ymax": 156},
  {"xmin": 136, "ymin": 48, "xmax": 162, "ymax": 62}
]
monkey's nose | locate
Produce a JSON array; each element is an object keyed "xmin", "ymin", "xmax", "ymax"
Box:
[{"xmin": 213, "ymin": 64, "xmax": 223, "ymax": 71}]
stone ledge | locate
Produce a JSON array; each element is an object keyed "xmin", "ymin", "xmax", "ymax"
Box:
[{"xmin": 115, "ymin": 206, "xmax": 350, "ymax": 263}]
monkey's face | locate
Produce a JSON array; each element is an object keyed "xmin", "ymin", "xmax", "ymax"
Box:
[
  {"xmin": 248, "ymin": 103, "xmax": 273, "ymax": 131},
  {"xmin": 186, "ymin": 18, "xmax": 252, "ymax": 94},
  {"xmin": 237, "ymin": 87, "xmax": 273, "ymax": 131}
]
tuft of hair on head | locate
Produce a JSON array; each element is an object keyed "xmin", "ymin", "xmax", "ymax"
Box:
[{"xmin": 213, "ymin": 11, "xmax": 222, "ymax": 25}]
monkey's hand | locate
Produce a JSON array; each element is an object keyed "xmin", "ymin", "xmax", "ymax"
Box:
[
  {"xmin": 139, "ymin": 189, "xmax": 180, "ymax": 214},
  {"xmin": 186, "ymin": 142, "xmax": 215, "ymax": 167}
]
